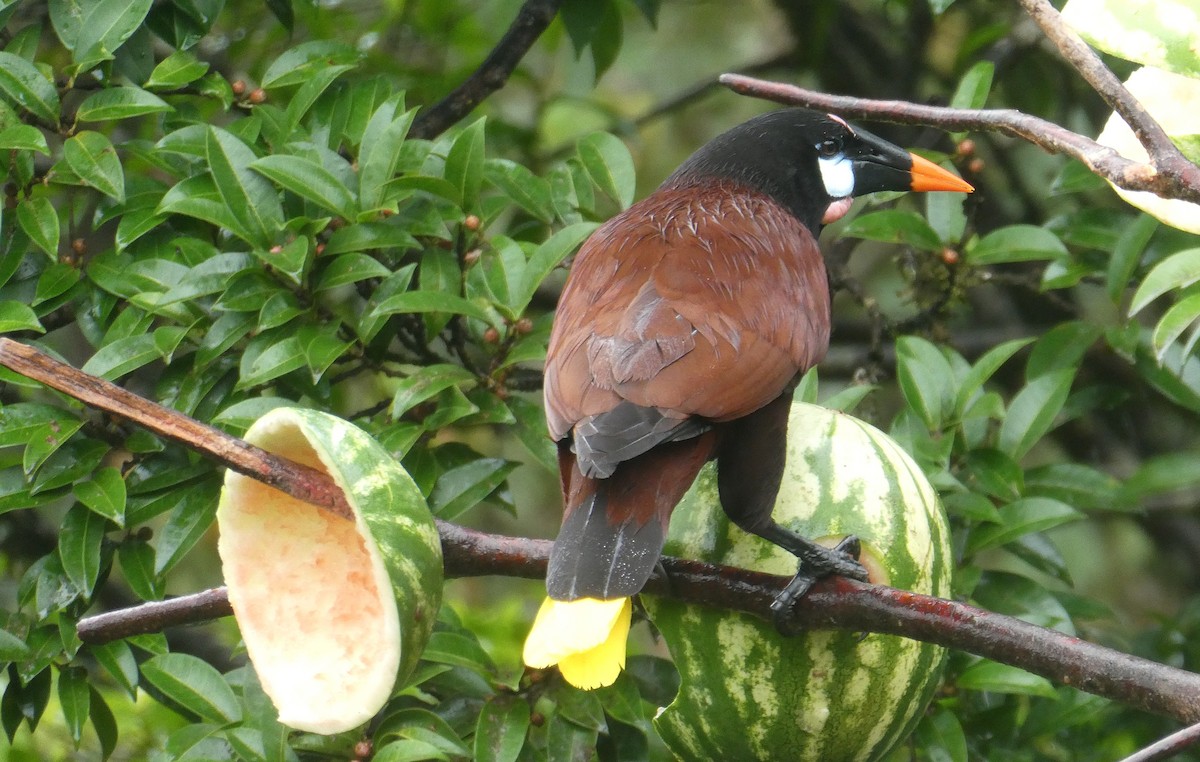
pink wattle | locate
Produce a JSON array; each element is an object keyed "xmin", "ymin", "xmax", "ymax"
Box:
[{"xmin": 823, "ymin": 197, "xmax": 854, "ymax": 224}]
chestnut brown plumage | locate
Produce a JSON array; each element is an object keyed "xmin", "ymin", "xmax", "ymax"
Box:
[{"xmin": 526, "ymin": 108, "xmax": 971, "ymax": 688}]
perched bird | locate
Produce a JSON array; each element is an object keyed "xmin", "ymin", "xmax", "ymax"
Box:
[{"xmin": 523, "ymin": 108, "xmax": 972, "ymax": 688}]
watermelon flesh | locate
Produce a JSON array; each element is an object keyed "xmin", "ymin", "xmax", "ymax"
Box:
[{"xmin": 217, "ymin": 408, "xmax": 442, "ymax": 734}]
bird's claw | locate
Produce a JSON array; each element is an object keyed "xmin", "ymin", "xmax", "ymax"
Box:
[{"xmin": 771, "ymin": 535, "xmax": 867, "ymax": 635}]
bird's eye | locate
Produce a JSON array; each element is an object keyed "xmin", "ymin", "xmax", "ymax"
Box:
[{"xmin": 817, "ymin": 138, "xmax": 843, "ymax": 158}]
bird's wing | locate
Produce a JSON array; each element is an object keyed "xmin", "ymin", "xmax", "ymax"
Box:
[{"xmin": 544, "ymin": 184, "xmax": 831, "ymax": 448}]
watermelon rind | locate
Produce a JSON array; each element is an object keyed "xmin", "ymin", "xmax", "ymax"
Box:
[
  {"xmin": 217, "ymin": 407, "xmax": 443, "ymax": 734},
  {"xmin": 647, "ymin": 402, "xmax": 953, "ymax": 762}
]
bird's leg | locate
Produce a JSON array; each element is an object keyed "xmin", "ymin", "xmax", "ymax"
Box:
[
  {"xmin": 715, "ymin": 394, "xmax": 868, "ymax": 633},
  {"xmin": 765, "ymin": 533, "xmax": 862, "ymax": 634}
]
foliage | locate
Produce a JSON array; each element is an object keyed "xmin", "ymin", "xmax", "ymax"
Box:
[{"xmin": 0, "ymin": 0, "xmax": 1198, "ymax": 760}]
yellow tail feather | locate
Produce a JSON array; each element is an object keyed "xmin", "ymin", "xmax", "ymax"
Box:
[{"xmin": 523, "ymin": 597, "xmax": 632, "ymax": 689}]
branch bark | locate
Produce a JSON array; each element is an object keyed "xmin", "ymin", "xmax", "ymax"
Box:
[
  {"xmin": 4, "ymin": 338, "xmax": 1200, "ymax": 723},
  {"xmin": 409, "ymin": 0, "xmax": 563, "ymax": 139},
  {"xmin": 717, "ymin": 74, "xmax": 1200, "ymax": 205}
]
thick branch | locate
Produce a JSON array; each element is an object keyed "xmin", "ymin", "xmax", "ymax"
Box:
[
  {"xmin": 410, "ymin": 0, "xmax": 562, "ymax": 139},
  {"xmin": 718, "ymin": 74, "xmax": 1200, "ymax": 205},
  {"xmin": 4, "ymin": 339, "xmax": 1200, "ymax": 723}
]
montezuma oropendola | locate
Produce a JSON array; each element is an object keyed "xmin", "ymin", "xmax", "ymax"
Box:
[{"xmin": 524, "ymin": 108, "xmax": 973, "ymax": 688}]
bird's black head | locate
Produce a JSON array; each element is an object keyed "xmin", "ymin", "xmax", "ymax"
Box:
[{"xmin": 665, "ymin": 108, "xmax": 972, "ymax": 232}]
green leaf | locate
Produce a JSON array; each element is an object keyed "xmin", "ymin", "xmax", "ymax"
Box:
[
  {"xmin": 371, "ymin": 291, "xmax": 498, "ymax": 327},
  {"xmin": 474, "ymin": 696, "xmax": 529, "ymax": 762},
  {"xmin": 1107, "ymin": 213, "xmax": 1158, "ymax": 302},
  {"xmin": 314, "ymin": 252, "xmax": 392, "ymax": 291},
  {"xmin": 949, "ymin": 61, "xmax": 994, "ymax": 110},
  {"xmin": 428, "ymin": 458, "xmax": 519, "ymax": 520},
  {"xmin": 57, "ymin": 504, "xmax": 107, "ymax": 596},
  {"xmin": 445, "ymin": 118, "xmax": 487, "ymax": 209},
  {"xmin": 956, "ymin": 337, "xmax": 1034, "ymax": 414},
  {"xmin": 966, "ymin": 497, "xmax": 1082, "ymax": 554},
  {"xmin": 91, "ymin": 641, "xmax": 138, "ymax": 699},
  {"xmin": 81, "ymin": 335, "xmax": 160, "ymax": 380},
  {"xmin": 1129, "ymin": 247, "xmax": 1200, "ymax": 316},
  {"xmin": 238, "ymin": 336, "xmax": 306, "ymax": 389},
  {"xmin": 915, "ymin": 707, "xmax": 968, "ymax": 762},
  {"xmin": 0, "ymin": 302, "xmax": 44, "ymax": 333},
  {"xmin": 144, "ymin": 49, "xmax": 210, "ymax": 90},
  {"xmin": 485, "ymin": 158, "xmax": 556, "ymax": 223},
  {"xmin": 250, "ymin": 154, "xmax": 358, "ymax": 220},
  {"xmin": 64, "ymin": 131, "xmax": 125, "ymax": 202},
  {"xmin": 358, "ymin": 100, "xmax": 417, "ymax": 211},
  {"xmin": 1026, "ymin": 321, "xmax": 1102, "ymax": 379},
  {"xmin": 895, "ymin": 336, "xmax": 955, "ymax": 429},
  {"xmin": 73, "ymin": 467, "xmax": 126, "ymax": 526},
  {"xmin": 76, "ymin": 87, "xmax": 171, "ymax": 121},
  {"xmin": 0, "ymin": 630, "xmax": 30, "ymax": 661},
  {"xmin": 967, "ymin": 224, "xmax": 1068, "ymax": 265},
  {"xmin": 89, "ymin": 688, "xmax": 117, "ymax": 761},
  {"xmin": 157, "ymin": 175, "xmax": 245, "ymax": 237},
  {"xmin": 261, "ymin": 40, "xmax": 362, "ymax": 89},
  {"xmin": 118, "ymin": 538, "xmax": 163, "ymax": 601},
  {"xmin": 57, "ymin": 667, "xmax": 89, "ymax": 746},
  {"xmin": 1152, "ymin": 292, "xmax": 1200, "ymax": 361},
  {"xmin": 205, "ymin": 127, "xmax": 283, "ymax": 249},
  {"xmin": 956, "ymin": 660, "xmax": 1058, "ymax": 698},
  {"xmin": 576, "ymin": 131, "xmax": 636, "ymax": 209},
  {"xmin": 0, "ymin": 51, "xmax": 60, "ymax": 124},
  {"xmin": 72, "ymin": 0, "xmax": 153, "ymax": 70},
  {"xmin": 997, "ymin": 368, "xmax": 1074, "ymax": 459},
  {"xmin": 16, "ymin": 197, "xmax": 59, "ymax": 258},
  {"xmin": 391, "ymin": 365, "xmax": 478, "ymax": 417},
  {"xmin": 1121, "ymin": 450, "xmax": 1200, "ymax": 502},
  {"xmin": 140, "ymin": 653, "xmax": 242, "ymax": 724},
  {"xmin": 152, "ymin": 480, "xmax": 218, "ymax": 575},
  {"xmin": 0, "ymin": 125, "xmax": 49, "ymax": 153},
  {"xmin": 841, "ymin": 209, "xmax": 943, "ymax": 251},
  {"xmin": 513, "ymin": 222, "xmax": 600, "ymax": 314}
]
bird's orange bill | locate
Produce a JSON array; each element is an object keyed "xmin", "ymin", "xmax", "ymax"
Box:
[{"xmin": 908, "ymin": 153, "xmax": 974, "ymax": 193}]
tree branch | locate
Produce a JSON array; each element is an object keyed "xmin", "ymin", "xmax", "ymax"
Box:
[
  {"xmin": 409, "ymin": 0, "xmax": 563, "ymax": 139},
  {"xmin": 717, "ymin": 74, "xmax": 1200, "ymax": 205},
  {"xmin": 1017, "ymin": 0, "xmax": 1200, "ymax": 191},
  {"xmin": 4, "ymin": 338, "xmax": 1200, "ymax": 723}
]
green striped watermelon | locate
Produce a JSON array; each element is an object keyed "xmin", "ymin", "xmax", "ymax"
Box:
[
  {"xmin": 217, "ymin": 408, "xmax": 442, "ymax": 734},
  {"xmin": 647, "ymin": 402, "xmax": 953, "ymax": 761}
]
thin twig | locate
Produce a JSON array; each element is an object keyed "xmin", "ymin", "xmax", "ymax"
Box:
[
  {"xmin": 1118, "ymin": 720, "xmax": 1200, "ymax": 762},
  {"xmin": 410, "ymin": 0, "xmax": 563, "ymax": 139},
  {"xmin": 4, "ymin": 339, "xmax": 1200, "ymax": 723},
  {"xmin": 718, "ymin": 74, "xmax": 1200, "ymax": 205}
]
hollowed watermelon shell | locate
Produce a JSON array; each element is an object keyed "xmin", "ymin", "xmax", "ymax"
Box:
[{"xmin": 217, "ymin": 408, "xmax": 442, "ymax": 734}]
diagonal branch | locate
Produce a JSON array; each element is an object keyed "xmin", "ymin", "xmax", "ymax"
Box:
[
  {"xmin": 4, "ymin": 338, "xmax": 1200, "ymax": 723},
  {"xmin": 410, "ymin": 0, "xmax": 563, "ymax": 139},
  {"xmin": 718, "ymin": 73, "xmax": 1200, "ymax": 205}
]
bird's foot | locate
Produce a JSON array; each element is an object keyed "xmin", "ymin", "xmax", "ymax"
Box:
[{"xmin": 771, "ymin": 535, "xmax": 866, "ymax": 635}]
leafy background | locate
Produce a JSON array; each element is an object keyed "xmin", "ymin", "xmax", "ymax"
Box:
[{"xmin": 0, "ymin": 0, "xmax": 1199, "ymax": 760}]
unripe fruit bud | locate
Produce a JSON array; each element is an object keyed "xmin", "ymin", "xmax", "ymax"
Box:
[{"xmin": 248, "ymin": 88, "xmax": 266, "ymax": 104}]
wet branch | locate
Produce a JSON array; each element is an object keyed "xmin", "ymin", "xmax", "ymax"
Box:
[{"xmin": 2, "ymin": 338, "xmax": 1199, "ymax": 724}]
